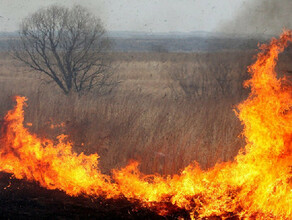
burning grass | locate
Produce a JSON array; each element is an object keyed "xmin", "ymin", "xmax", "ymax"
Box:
[
  {"xmin": 0, "ymin": 172, "xmax": 171, "ymax": 220},
  {"xmin": 0, "ymin": 51, "xmax": 249, "ymax": 175},
  {"xmin": 0, "ymin": 31, "xmax": 291, "ymax": 219}
]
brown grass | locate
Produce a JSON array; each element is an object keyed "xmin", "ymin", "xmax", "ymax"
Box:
[{"xmin": 3, "ymin": 50, "xmax": 289, "ymax": 175}]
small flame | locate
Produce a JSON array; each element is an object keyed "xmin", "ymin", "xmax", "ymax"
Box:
[{"xmin": 0, "ymin": 31, "xmax": 291, "ymax": 219}]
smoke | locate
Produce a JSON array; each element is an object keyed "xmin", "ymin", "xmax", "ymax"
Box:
[{"xmin": 220, "ymin": 0, "xmax": 292, "ymax": 36}]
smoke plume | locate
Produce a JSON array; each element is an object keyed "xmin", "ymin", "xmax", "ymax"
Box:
[{"xmin": 220, "ymin": 0, "xmax": 292, "ymax": 36}]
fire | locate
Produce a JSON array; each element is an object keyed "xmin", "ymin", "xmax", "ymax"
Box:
[
  {"xmin": 0, "ymin": 96, "xmax": 119, "ymax": 198},
  {"xmin": 1, "ymin": 31, "xmax": 292, "ymax": 219}
]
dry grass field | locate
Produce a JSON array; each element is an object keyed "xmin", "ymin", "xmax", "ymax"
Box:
[{"xmin": 1, "ymin": 50, "xmax": 290, "ymax": 175}]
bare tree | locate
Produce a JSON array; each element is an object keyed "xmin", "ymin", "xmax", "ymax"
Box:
[{"xmin": 11, "ymin": 5, "xmax": 114, "ymax": 95}]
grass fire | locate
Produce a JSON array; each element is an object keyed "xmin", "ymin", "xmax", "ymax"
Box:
[{"xmin": 0, "ymin": 31, "xmax": 292, "ymax": 219}]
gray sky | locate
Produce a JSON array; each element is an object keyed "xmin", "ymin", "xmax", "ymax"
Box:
[{"xmin": 0, "ymin": 0, "xmax": 291, "ymax": 35}]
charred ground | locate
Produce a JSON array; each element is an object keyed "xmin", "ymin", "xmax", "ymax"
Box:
[{"xmin": 0, "ymin": 172, "xmax": 238, "ymax": 220}]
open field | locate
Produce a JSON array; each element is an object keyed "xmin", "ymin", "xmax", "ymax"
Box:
[{"xmin": 0, "ymin": 50, "xmax": 291, "ymax": 175}]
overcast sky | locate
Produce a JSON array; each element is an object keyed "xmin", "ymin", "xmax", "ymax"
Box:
[{"xmin": 0, "ymin": 0, "xmax": 291, "ymax": 35}]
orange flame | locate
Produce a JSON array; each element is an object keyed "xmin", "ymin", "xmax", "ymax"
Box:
[{"xmin": 0, "ymin": 31, "xmax": 292, "ymax": 219}]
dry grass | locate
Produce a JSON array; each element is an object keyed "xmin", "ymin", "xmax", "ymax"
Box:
[{"xmin": 2, "ymin": 50, "xmax": 286, "ymax": 175}]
